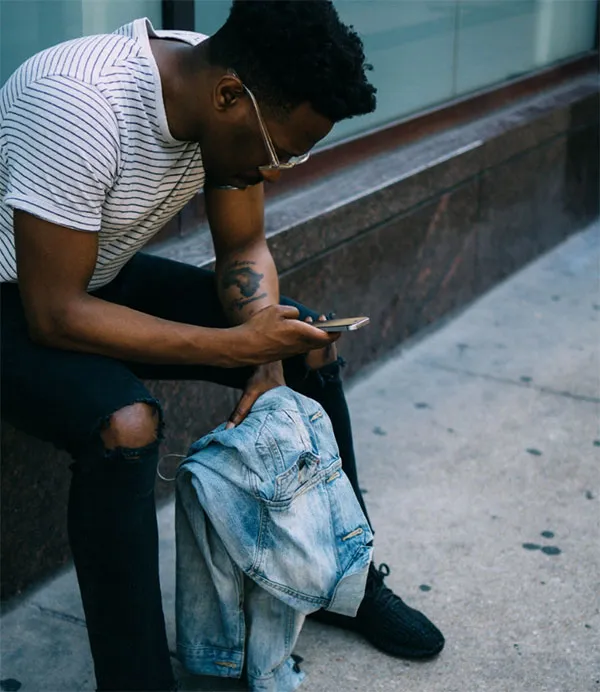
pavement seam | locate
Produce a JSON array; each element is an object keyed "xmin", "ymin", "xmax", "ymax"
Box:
[
  {"xmin": 30, "ymin": 603, "xmax": 87, "ymax": 628},
  {"xmin": 417, "ymin": 360, "xmax": 600, "ymax": 404}
]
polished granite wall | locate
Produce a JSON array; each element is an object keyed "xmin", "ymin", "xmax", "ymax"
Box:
[{"xmin": 1, "ymin": 73, "xmax": 598, "ymax": 600}]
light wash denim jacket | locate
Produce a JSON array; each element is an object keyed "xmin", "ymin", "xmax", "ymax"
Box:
[{"xmin": 175, "ymin": 386, "xmax": 373, "ymax": 692}]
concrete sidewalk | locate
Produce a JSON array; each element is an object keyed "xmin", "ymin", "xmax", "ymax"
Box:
[{"xmin": 1, "ymin": 223, "xmax": 599, "ymax": 692}]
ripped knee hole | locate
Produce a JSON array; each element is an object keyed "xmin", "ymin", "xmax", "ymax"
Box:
[{"xmin": 100, "ymin": 402, "xmax": 160, "ymax": 451}]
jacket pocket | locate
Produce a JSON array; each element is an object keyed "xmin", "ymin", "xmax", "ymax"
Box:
[
  {"xmin": 252, "ymin": 453, "xmax": 341, "ymax": 509},
  {"xmin": 267, "ymin": 454, "xmax": 341, "ymax": 507},
  {"xmin": 252, "ymin": 408, "xmax": 340, "ymax": 507}
]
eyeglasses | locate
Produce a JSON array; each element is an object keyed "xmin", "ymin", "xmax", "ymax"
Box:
[{"xmin": 230, "ymin": 70, "xmax": 311, "ymax": 172}]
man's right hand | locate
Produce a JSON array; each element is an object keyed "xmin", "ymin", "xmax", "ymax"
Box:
[{"xmin": 233, "ymin": 305, "xmax": 340, "ymax": 366}]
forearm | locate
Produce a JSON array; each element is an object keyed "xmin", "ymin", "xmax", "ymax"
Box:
[
  {"xmin": 216, "ymin": 240, "xmax": 280, "ymax": 326},
  {"xmin": 33, "ymin": 294, "xmax": 241, "ymax": 367}
]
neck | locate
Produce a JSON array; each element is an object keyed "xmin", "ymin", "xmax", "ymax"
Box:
[{"xmin": 151, "ymin": 38, "xmax": 212, "ymax": 142}]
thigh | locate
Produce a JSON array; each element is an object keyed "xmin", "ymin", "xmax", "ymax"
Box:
[
  {"xmin": 93, "ymin": 253, "xmax": 228, "ymax": 328},
  {"xmin": 1, "ymin": 283, "xmax": 156, "ymax": 457},
  {"xmin": 96, "ymin": 253, "xmax": 319, "ymax": 386}
]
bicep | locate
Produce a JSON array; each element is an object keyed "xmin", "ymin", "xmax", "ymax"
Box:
[
  {"xmin": 14, "ymin": 211, "xmax": 98, "ymax": 337},
  {"xmin": 204, "ymin": 183, "xmax": 266, "ymax": 257}
]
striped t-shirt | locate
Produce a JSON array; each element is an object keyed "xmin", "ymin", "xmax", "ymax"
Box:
[{"xmin": 0, "ymin": 18, "xmax": 207, "ymax": 291}]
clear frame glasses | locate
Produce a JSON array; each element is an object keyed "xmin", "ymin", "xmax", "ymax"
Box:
[{"xmin": 229, "ymin": 70, "xmax": 311, "ymax": 172}]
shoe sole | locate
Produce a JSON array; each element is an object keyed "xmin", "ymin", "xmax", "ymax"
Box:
[{"xmin": 365, "ymin": 633, "xmax": 445, "ymax": 660}]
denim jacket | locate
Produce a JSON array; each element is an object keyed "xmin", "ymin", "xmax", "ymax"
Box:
[{"xmin": 175, "ymin": 386, "xmax": 373, "ymax": 692}]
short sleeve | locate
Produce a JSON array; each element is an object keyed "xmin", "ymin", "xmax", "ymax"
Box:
[{"xmin": 1, "ymin": 75, "xmax": 120, "ymax": 231}]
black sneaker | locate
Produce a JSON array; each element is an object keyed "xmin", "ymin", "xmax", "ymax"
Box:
[{"xmin": 309, "ymin": 562, "xmax": 445, "ymax": 659}]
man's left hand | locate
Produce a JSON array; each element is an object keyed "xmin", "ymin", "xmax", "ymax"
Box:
[
  {"xmin": 225, "ymin": 314, "xmax": 332, "ymax": 430},
  {"xmin": 226, "ymin": 360, "xmax": 285, "ymax": 429}
]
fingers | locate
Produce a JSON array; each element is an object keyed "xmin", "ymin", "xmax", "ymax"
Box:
[
  {"xmin": 302, "ymin": 314, "xmax": 340, "ymax": 346},
  {"xmin": 226, "ymin": 390, "xmax": 258, "ymax": 430},
  {"xmin": 278, "ymin": 305, "xmax": 300, "ymax": 320},
  {"xmin": 304, "ymin": 312, "xmax": 334, "ymax": 324},
  {"xmin": 301, "ymin": 323, "xmax": 339, "ymax": 343},
  {"xmin": 277, "ymin": 308, "xmax": 337, "ymax": 348},
  {"xmin": 243, "ymin": 305, "xmax": 338, "ymax": 363}
]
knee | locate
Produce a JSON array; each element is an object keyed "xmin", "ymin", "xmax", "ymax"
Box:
[
  {"xmin": 305, "ymin": 342, "xmax": 338, "ymax": 370},
  {"xmin": 100, "ymin": 402, "xmax": 160, "ymax": 451}
]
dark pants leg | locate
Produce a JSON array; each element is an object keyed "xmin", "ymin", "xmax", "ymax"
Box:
[
  {"xmin": 68, "ymin": 437, "xmax": 173, "ymax": 691},
  {"xmin": 1, "ymin": 284, "xmax": 174, "ymax": 692},
  {"xmin": 0, "ymin": 253, "xmax": 368, "ymax": 690}
]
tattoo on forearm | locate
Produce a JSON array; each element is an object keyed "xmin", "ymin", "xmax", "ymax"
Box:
[
  {"xmin": 221, "ymin": 261, "xmax": 267, "ymax": 311},
  {"xmin": 234, "ymin": 293, "xmax": 268, "ymax": 310}
]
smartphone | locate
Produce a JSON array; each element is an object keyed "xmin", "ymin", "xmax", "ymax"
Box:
[{"xmin": 314, "ymin": 317, "xmax": 370, "ymax": 332}]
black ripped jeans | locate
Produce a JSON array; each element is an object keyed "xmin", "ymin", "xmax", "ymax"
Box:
[{"xmin": 0, "ymin": 253, "xmax": 369, "ymax": 692}]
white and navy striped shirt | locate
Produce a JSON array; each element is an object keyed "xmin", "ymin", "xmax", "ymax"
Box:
[{"xmin": 0, "ymin": 18, "xmax": 207, "ymax": 291}]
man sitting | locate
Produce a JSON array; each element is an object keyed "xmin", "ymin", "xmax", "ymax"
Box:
[{"xmin": 0, "ymin": 2, "xmax": 444, "ymax": 689}]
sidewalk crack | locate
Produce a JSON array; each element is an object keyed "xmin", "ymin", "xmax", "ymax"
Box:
[
  {"xmin": 420, "ymin": 361, "xmax": 600, "ymax": 404},
  {"xmin": 30, "ymin": 604, "xmax": 87, "ymax": 628}
]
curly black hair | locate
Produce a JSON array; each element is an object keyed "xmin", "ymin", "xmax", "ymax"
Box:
[{"xmin": 207, "ymin": 0, "xmax": 377, "ymax": 122}]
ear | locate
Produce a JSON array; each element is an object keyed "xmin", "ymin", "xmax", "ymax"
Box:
[{"xmin": 213, "ymin": 74, "xmax": 244, "ymax": 113}]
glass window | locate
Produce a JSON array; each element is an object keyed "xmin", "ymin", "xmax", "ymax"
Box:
[
  {"xmin": 1, "ymin": 1, "xmax": 81, "ymax": 85},
  {"xmin": 532, "ymin": 0, "xmax": 598, "ymax": 67},
  {"xmin": 194, "ymin": 0, "xmax": 230, "ymax": 36},
  {"xmin": 327, "ymin": 0, "xmax": 597, "ymax": 146},
  {"xmin": 455, "ymin": 0, "xmax": 597, "ymax": 94},
  {"xmin": 81, "ymin": 0, "xmax": 161, "ymax": 37},
  {"xmin": 455, "ymin": 1, "xmax": 539, "ymax": 94},
  {"xmin": 320, "ymin": 0, "xmax": 596, "ymax": 147}
]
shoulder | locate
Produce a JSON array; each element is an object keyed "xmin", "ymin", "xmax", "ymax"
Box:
[{"xmin": 2, "ymin": 73, "xmax": 119, "ymax": 131}]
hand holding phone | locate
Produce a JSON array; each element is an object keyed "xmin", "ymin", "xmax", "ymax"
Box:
[{"xmin": 314, "ymin": 317, "xmax": 370, "ymax": 332}]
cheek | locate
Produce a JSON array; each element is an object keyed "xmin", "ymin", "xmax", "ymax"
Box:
[
  {"xmin": 231, "ymin": 129, "xmax": 264, "ymax": 167},
  {"xmin": 200, "ymin": 134, "xmax": 225, "ymax": 173},
  {"xmin": 231, "ymin": 120, "xmax": 271, "ymax": 165}
]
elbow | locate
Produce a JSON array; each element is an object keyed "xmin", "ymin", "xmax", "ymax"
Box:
[
  {"xmin": 25, "ymin": 304, "xmax": 77, "ymax": 348},
  {"xmin": 27, "ymin": 322, "xmax": 60, "ymax": 348}
]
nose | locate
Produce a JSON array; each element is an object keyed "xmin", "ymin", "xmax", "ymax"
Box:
[{"xmin": 260, "ymin": 169, "xmax": 282, "ymax": 184}]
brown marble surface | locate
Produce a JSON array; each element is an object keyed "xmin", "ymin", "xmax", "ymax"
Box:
[
  {"xmin": 565, "ymin": 124, "xmax": 600, "ymax": 231},
  {"xmin": 476, "ymin": 147, "xmax": 541, "ymax": 292},
  {"xmin": 569, "ymin": 89, "xmax": 600, "ymax": 130},
  {"xmin": 1, "ymin": 424, "xmax": 73, "ymax": 601},
  {"xmin": 280, "ymin": 181, "xmax": 480, "ymax": 378}
]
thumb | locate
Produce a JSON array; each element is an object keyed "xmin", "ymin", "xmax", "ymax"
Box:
[
  {"xmin": 226, "ymin": 389, "xmax": 259, "ymax": 430},
  {"xmin": 276, "ymin": 305, "xmax": 300, "ymax": 320}
]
